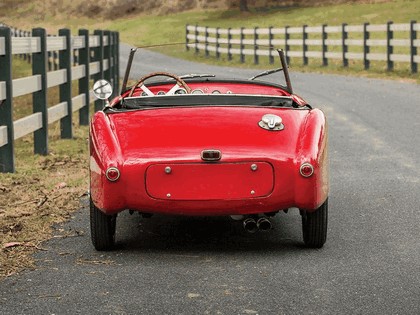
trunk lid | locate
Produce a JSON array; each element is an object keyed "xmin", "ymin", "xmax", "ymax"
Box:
[
  {"xmin": 109, "ymin": 106, "xmax": 308, "ymax": 162},
  {"xmin": 108, "ymin": 106, "xmax": 309, "ymax": 201}
]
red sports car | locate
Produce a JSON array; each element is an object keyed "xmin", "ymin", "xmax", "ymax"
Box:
[{"xmin": 89, "ymin": 49, "xmax": 329, "ymax": 250}]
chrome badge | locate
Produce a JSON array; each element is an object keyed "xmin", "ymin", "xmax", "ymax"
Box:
[{"xmin": 258, "ymin": 114, "xmax": 284, "ymax": 131}]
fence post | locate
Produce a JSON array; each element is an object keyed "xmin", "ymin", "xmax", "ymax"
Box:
[
  {"xmin": 240, "ymin": 27, "xmax": 245, "ymax": 63},
  {"xmin": 195, "ymin": 25, "xmax": 199, "ymax": 54},
  {"xmin": 78, "ymin": 29, "xmax": 90, "ymax": 126},
  {"xmin": 104, "ymin": 30, "xmax": 112, "ymax": 87},
  {"xmin": 93, "ymin": 30, "xmax": 104, "ymax": 112},
  {"xmin": 59, "ymin": 28, "xmax": 72, "ymax": 139},
  {"xmin": 363, "ymin": 22, "xmax": 370, "ymax": 70},
  {"xmin": 303, "ymin": 25, "xmax": 308, "ymax": 65},
  {"xmin": 32, "ymin": 28, "xmax": 49, "ymax": 155},
  {"xmin": 285, "ymin": 26, "xmax": 290, "ymax": 64},
  {"xmin": 410, "ymin": 20, "xmax": 417, "ymax": 73},
  {"xmin": 27, "ymin": 31, "xmax": 31, "ymax": 63},
  {"xmin": 113, "ymin": 32, "xmax": 119, "ymax": 95},
  {"xmin": 21, "ymin": 30, "xmax": 25, "ymax": 61},
  {"xmin": 47, "ymin": 50, "xmax": 52, "ymax": 71},
  {"xmin": 342, "ymin": 23, "xmax": 348, "ymax": 67},
  {"xmin": 186, "ymin": 24, "xmax": 189, "ymax": 51},
  {"xmin": 254, "ymin": 27, "xmax": 259, "ymax": 65},
  {"xmin": 216, "ymin": 27, "xmax": 220, "ymax": 59},
  {"xmin": 386, "ymin": 21, "xmax": 393, "ymax": 71},
  {"xmin": 322, "ymin": 24, "xmax": 328, "ymax": 66},
  {"xmin": 0, "ymin": 27, "xmax": 15, "ymax": 173},
  {"xmin": 228, "ymin": 28, "xmax": 232, "ymax": 61},
  {"xmin": 110, "ymin": 32, "xmax": 115, "ymax": 88},
  {"xmin": 205, "ymin": 26, "xmax": 209, "ymax": 57},
  {"xmin": 53, "ymin": 50, "xmax": 58, "ymax": 70},
  {"xmin": 19, "ymin": 30, "xmax": 24, "ymax": 60},
  {"xmin": 73, "ymin": 48, "xmax": 78, "ymax": 66},
  {"xmin": 269, "ymin": 26, "xmax": 274, "ymax": 64}
]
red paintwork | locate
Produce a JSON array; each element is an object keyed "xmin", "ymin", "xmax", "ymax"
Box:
[
  {"xmin": 90, "ymin": 80, "xmax": 327, "ymax": 216},
  {"xmin": 146, "ymin": 162, "xmax": 274, "ymax": 200}
]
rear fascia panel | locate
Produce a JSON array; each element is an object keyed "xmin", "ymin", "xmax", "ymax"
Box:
[{"xmin": 89, "ymin": 106, "xmax": 328, "ymax": 215}]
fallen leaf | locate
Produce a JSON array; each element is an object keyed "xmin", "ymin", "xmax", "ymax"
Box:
[
  {"xmin": 0, "ymin": 186, "xmax": 10, "ymax": 192},
  {"xmin": 55, "ymin": 182, "xmax": 67, "ymax": 189},
  {"xmin": 2, "ymin": 242, "xmax": 47, "ymax": 251},
  {"xmin": 3, "ymin": 242, "xmax": 23, "ymax": 249}
]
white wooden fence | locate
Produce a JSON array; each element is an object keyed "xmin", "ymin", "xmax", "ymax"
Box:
[
  {"xmin": 186, "ymin": 21, "xmax": 419, "ymax": 73},
  {"xmin": 0, "ymin": 25, "xmax": 119, "ymax": 173}
]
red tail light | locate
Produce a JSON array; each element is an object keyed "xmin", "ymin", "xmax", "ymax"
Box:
[
  {"xmin": 106, "ymin": 167, "xmax": 120, "ymax": 182},
  {"xmin": 300, "ymin": 163, "xmax": 314, "ymax": 177}
]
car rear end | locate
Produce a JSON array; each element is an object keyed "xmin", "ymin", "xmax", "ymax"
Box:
[{"xmin": 89, "ymin": 106, "xmax": 328, "ymax": 216}]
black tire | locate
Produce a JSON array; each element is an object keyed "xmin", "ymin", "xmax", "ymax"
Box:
[
  {"xmin": 301, "ymin": 198, "xmax": 328, "ymax": 248},
  {"xmin": 90, "ymin": 198, "xmax": 117, "ymax": 251}
]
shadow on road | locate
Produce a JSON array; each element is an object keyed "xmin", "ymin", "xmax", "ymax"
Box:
[{"xmin": 113, "ymin": 211, "xmax": 307, "ymax": 254}]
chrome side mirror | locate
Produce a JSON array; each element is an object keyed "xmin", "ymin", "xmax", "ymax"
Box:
[{"xmin": 93, "ymin": 80, "xmax": 113, "ymax": 100}]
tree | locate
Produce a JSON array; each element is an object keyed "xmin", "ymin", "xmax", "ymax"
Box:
[{"xmin": 239, "ymin": 0, "xmax": 249, "ymax": 11}]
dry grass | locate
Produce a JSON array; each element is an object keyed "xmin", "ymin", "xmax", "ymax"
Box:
[
  {"xmin": 0, "ymin": 58, "xmax": 91, "ymax": 280},
  {"xmin": 0, "ymin": 125, "xmax": 89, "ymax": 279}
]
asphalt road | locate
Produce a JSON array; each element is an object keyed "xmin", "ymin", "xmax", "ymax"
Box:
[{"xmin": 1, "ymin": 44, "xmax": 419, "ymax": 314}]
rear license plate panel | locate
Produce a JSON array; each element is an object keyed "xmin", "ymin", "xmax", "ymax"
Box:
[{"xmin": 146, "ymin": 162, "xmax": 274, "ymax": 200}]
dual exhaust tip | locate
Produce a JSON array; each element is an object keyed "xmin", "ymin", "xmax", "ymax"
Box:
[{"xmin": 243, "ymin": 217, "xmax": 272, "ymax": 233}]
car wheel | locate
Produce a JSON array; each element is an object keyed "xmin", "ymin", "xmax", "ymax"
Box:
[
  {"xmin": 301, "ymin": 198, "xmax": 328, "ymax": 248},
  {"xmin": 90, "ymin": 198, "xmax": 117, "ymax": 251}
]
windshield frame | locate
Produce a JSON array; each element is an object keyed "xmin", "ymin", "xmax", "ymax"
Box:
[{"xmin": 115, "ymin": 94, "xmax": 295, "ymax": 111}]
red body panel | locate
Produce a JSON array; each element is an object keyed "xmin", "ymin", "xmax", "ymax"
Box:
[
  {"xmin": 90, "ymin": 81, "xmax": 328, "ymax": 216},
  {"xmin": 146, "ymin": 162, "xmax": 274, "ymax": 200}
]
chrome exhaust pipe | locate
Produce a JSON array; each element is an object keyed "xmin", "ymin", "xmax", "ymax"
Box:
[
  {"xmin": 243, "ymin": 218, "xmax": 258, "ymax": 233},
  {"xmin": 257, "ymin": 217, "xmax": 272, "ymax": 231},
  {"xmin": 230, "ymin": 215, "xmax": 245, "ymax": 221}
]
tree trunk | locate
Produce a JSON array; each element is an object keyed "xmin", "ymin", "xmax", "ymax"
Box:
[{"xmin": 239, "ymin": 0, "xmax": 249, "ymax": 11}]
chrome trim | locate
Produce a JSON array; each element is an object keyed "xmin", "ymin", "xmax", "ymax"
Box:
[
  {"xmin": 174, "ymin": 88, "xmax": 187, "ymax": 94},
  {"xmin": 105, "ymin": 167, "xmax": 120, "ymax": 182},
  {"xmin": 259, "ymin": 114, "xmax": 284, "ymax": 131},
  {"xmin": 300, "ymin": 163, "xmax": 314, "ymax": 177},
  {"xmin": 192, "ymin": 89, "xmax": 204, "ymax": 94}
]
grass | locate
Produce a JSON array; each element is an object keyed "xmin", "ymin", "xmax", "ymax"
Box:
[
  {"xmin": 1, "ymin": 0, "xmax": 419, "ymax": 82},
  {"xmin": 110, "ymin": 0, "xmax": 420, "ymax": 46},
  {"xmin": 106, "ymin": 0, "xmax": 418, "ymax": 82}
]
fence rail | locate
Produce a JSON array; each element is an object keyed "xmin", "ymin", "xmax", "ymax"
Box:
[
  {"xmin": 0, "ymin": 25, "xmax": 119, "ymax": 173},
  {"xmin": 186, "ymin": 21, "xmax": 419, "ymax": 73}
]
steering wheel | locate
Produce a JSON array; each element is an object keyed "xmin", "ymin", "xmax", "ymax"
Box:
[{"xmin": 128, "ymin": 72, "xmax": 192, "ymax": 97}]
